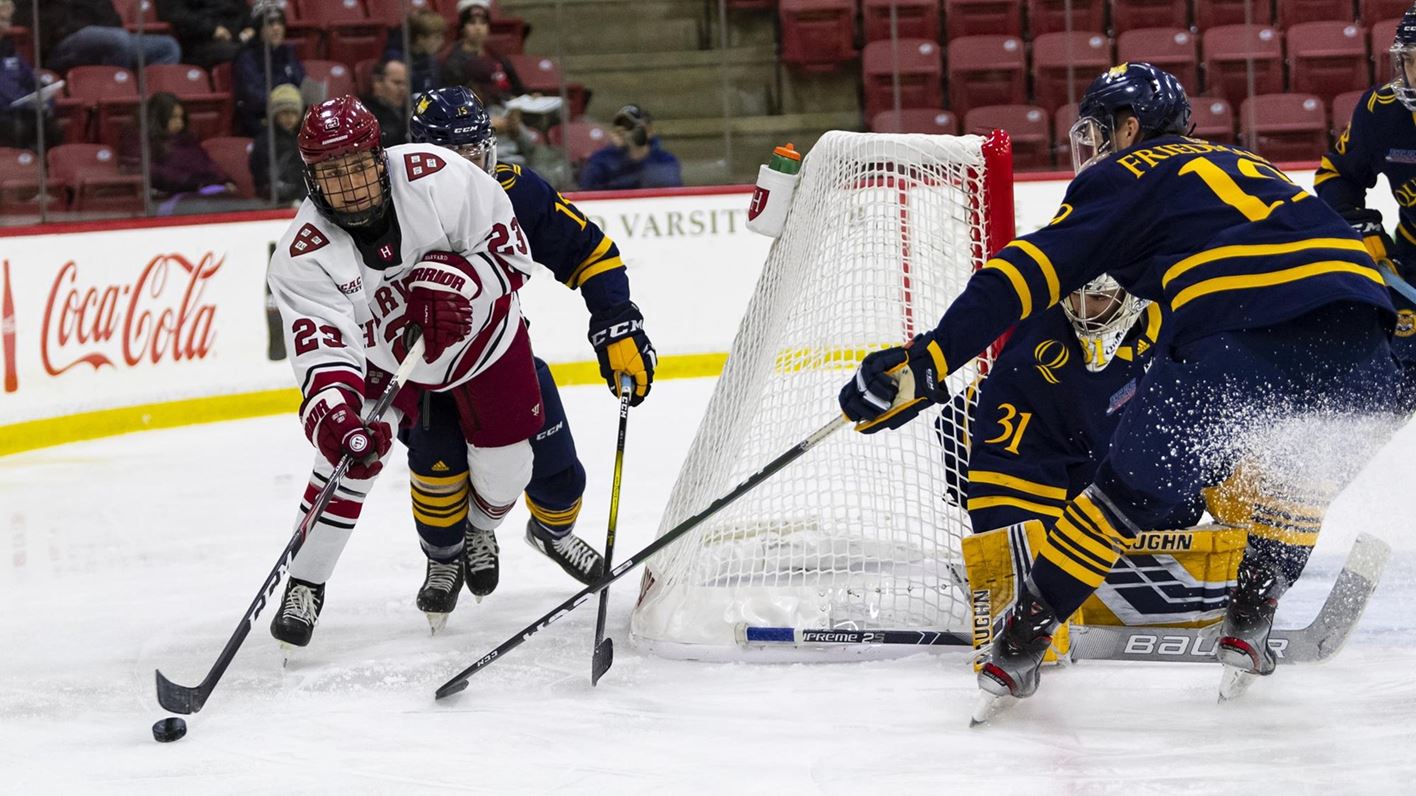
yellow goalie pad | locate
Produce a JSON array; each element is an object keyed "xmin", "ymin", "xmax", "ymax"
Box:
[{"xmin": 960, "ymin": 520, "xmax": 1070, "ymax": 665}]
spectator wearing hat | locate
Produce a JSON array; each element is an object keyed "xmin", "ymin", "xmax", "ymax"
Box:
[
  {"xmin": 384, "ymin": 8, "xmax": 446, "ymax": 97},
  {"xmin": 441, "ymin": 0, "xmax": 523, "ymax": 106},
  {"xmin": 250, "ymin": 83, "xmax": 306, "ymax": 204},
  {"xmin": 579, "ymin": 104, "xmax": 682, "ymax": 191},
  {"xmin": 155, "ymin": 0, "xmax": 255, "ymax": 69},
  {"xmin": 15, "ymin": 0, "xmax": 181, "ymax": 72},
  {"xmin": 232, "ymin": 1, "xmax": 305, "ymax": 136}
]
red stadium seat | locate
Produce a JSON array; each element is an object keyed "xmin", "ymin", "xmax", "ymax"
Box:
[
  {"xmin": 871, "ymin": 108, "xmax": 959, "ymax": 134},
  {"xmin": 1288, "ymin": 22, "xmax": 1370, "ymax": 104},
  {"xmin": 503, "ymin": 55, "xmax": 588, "ymax": 117},
  {"xmin": 1203, "ymin": 25, "xmax": 1285, "ymax": 103},
  {"xmin": 548, "ymin": 121, "xmax": 614, "ymax": 167},
  {"xmin": 301, "ymin": 0, "xmax": 385, "ymax": 67},
  {"xmin": 305, "ymin": 60, "xmax": 357, "ymax": 102},
  {"xmin": 1331, "ymin": 89, "xmax": 1366, "ymax": 136},
  {"xmin": 944, "ymin": 0, "xmax": 1022, "ymax": 39},
  {"xmin": 1053, "ymin": 102, "xmax": 1078, "ymax": 166},
  {"xmin": 210, "ymin": 61, "xmax": 232, "ymax": 93},
  {"xmin": 46, "ymin": 143, "xmax": 143, "ymax": 212},
  {"xmin": 1360, "ymin": 1, "xmax": 1410, "ymax": 24},
  {"xmin": 1277, "ymin": 0, "xmax": 1360, "ymax": 29},
  {"xmin": 946, "ymin": 35, "xmax": 1027, "ymax": 117},
  {"xmin": 1194, "ymin": 0, "xmax": 1274, "ymax": 31},
  {"xmin": 862, "ymin": 0, "xmax": 939, "ymax": 43},
  {"xmin": 278, "ymin": 0, "xmax": 325, "ymax": 61},
  {"xmin": 488, "ymin": 17, "xmax": 529, "ymax": 55},
  {"xmin": 9, "ymin": 25, "xmax": 33, "ymax": 65},
  {"xmin": 65, "ymin": 65, "xmax": 141, "ymax": 147},
  {"xmin": 1111, "ymin": 0, "xmax": 1189, "ymax": 34},
  {"xmin": 1030, "ymin": 32, "xmax": 1113, "ymax": 115},
  {"xmin": 1190, "ymin": 95, "xmax": 1237, "ymax": 142},
  {"xmin": 144, "ymin": 65, "xmax": 232, "ymax": 140},
  {"xmin": 1027, "ymin": 0, "xmax": 1106, "ymax": 35},
  {"xmin": 964, "ymin": 105, "xmax": 1052, "ymax": 170},
  {"xmin": 0, "ymin": 147, "xmax": 61, "ymax": 215},
  {"xmin": 1118, "ymin": 28, "xmax": 1199, "ymax": 95},
  {"xmin": 861, "ymin": 39, "xmax": 943, "ymax": 121},
  {"xmin": 354, "ymin": 58, "xmax": 378, "ymax": 97},
  {"xmin": 1239, "ymin": 93, "xmax": 1328, "ymax": 162},
  {"xmin": 117, "ymin": 0, "xmax": 173, "ymax": 34},
  {"xmin": 367, "ymin": 0, "xmax": 441, "ymax": 26},
  {"xmin": 779, "ymin": 0, "xmax": 857, "ymax": 70},
  {"xmin": 201, "ymin": 137, "xmax": 256, "ymax": 199},
  {"xmin": 1373, "ymin": 18, "xmax": 1399, "ymax": 84}
]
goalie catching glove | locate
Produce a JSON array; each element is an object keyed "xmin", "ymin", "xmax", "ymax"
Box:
[
  {"xmin": 838, "ymin": 333, "xmax": 950, "ymax": 433},
  {"xmin": 589, "ymin": 301, "xmax": 656, "ymax": 405},
  {"xmin": 301, "ymin": 386, "xmax": 393, "ymax": 479},
  {"xmin": 406, "ymin": 251, "xmax": 478, "ymax": 363}
]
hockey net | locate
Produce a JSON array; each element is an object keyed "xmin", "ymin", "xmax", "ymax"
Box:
[{"xmin": 631, "ymin": 130, "xmax": 1015, "ymax": 660}]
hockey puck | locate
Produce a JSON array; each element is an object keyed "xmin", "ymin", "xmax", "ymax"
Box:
[{"xmin": 152, "ymin": 717, "xmax": 187, "ymax": 743}]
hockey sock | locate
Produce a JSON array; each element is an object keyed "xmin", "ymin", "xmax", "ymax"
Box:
[
  {"xmin": 525, "ymin": 495, "xmax": 582, "ymax": 539},
  {"xmin": 1028, "ymin": 490, "xmax": 1136, "ymax": 620},
  {"xmin": 1242, "ymin": 493, "xmax": 1323, "ymax": 589},
  {"xmin": 411, "ymin": 470, "xmax": 470, "ymax": 562}
]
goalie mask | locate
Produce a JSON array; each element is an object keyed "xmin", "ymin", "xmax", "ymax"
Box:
[
  {"xmin": 1069, "ymin": 62, "xmax": 1191, "ymax": 174},
  {"xmin": 1392, "ymin": 6, "xmax": 1416, "ymax": 111},
  {"xmin": 408, "ymin": 87, "xmax": 498, "ymax": 174},
  {"xmin": 1062, "ymin": 275, "xmax": 1148, "ymax": 372}
]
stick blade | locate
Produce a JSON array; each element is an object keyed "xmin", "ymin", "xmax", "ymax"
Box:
[
  {"xmin": 435, "ymin": 678, "xmax": 470, "ymax": 701},
  {"xmin": 154, "ymin": 669, "xmax": 204, "ymax": 715},
  {"xmin": 590, "ymin": 639, "xmax": 614, "ymax": 686}
]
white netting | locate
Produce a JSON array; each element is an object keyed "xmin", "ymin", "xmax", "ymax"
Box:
[{"xmin": 631, "ymin": 131, "xmax": 1003, "ymax": 659}]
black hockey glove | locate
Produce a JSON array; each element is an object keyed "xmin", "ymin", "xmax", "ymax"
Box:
[
  {"xmin": 589, "ymin": 301, "xmax": 656, "ymax": 405},
  {"xmin": 1342, "ymin": 207, "xmax": 1399, "ymax": 266},
  {"xmin": 839, "ymin": 333, "xmax": 951, "ymax": 434}
]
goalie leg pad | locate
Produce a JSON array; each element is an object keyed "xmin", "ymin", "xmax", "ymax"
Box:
[{"xmin": 961, "ymin": 520, "xmax": 1070, "ymax": 666}]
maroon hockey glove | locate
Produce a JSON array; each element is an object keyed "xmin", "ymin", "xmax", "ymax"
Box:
[
  {"xmin": 301, "ymin": 386, "xmax": 393, "ymax": 479},
  {"xmin": 406, "ymin": 251, "xmax": 477, "ymax": 363}
]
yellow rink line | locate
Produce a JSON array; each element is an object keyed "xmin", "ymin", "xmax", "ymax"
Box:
[{"xmin": 0, "ymin": 353, "xmax": 731, "ymax": 457}]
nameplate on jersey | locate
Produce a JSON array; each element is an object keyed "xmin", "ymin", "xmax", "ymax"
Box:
[
  {"xmin": 289, "ymin": 223, "xmax": 330, "ymax": 257},
  {"xmin": 405, "ymin": 152, "xmax": 446, "ymax": 181}
]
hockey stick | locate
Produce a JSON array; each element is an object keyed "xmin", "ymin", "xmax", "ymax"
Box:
[
  {"xmin": 1376, "ymin": 258, "xmax": 1416, "ymax": 306},
  {"xmin": 590, "ymin": 373, "xmax": 635, "ymax": 686},
  {"xmin": 435, "ymin": 413, "xmax": 852, "ymax": 699},
  {"xmin": 154, "ymin": 336, "xmax": 426, "ymax": 715}
]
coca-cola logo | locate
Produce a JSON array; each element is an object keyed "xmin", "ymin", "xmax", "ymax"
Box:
[{"xmin": 41, "ymin": 253, "xmax": 222, "ymax": 376}]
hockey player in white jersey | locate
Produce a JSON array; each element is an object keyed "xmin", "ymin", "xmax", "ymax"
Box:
[{"xmin": 265, "ymin": 96, "xmax": 544, "ymax": 648}]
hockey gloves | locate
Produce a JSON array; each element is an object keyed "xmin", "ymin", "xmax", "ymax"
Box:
[
  {"xmin": 302, "ymin": 386, "xmax": 393, "ymax": 479},
  {"xmin": 1342, "ymin": 208, "xmax": 1399, "ymax": 268},
  {"xmin": 589, "ymin": 301, "xmax": 656, "ymax": 405},
  {"xmin": 406, "ymin": 252, "xmax": 477, "ymax": 363},
  {"xmin": 839, "ymin": 333, "xmax": 950, "ymax": 434}
]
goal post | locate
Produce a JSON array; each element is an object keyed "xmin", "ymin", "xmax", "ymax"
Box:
[{"xmin": 630, "ymin": 130, "xmax": 1015, "ymax": 661}]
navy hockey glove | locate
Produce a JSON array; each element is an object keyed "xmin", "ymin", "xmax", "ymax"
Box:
[
  {"xmin": 839, "ymin": 333, "xmax": 950, "ymax": 434},
  {"xmin": 301, "ymin": 386, "xmax": 393, "ymax": 479},
  {"xmin": 406, "ymin": 252, "xmax": 476, "ymax": 363},
  {"xmin": 589, "ymin": 301, "xmax": 656, "ymax": 405},
  {"xmin": 1342, "ymin": 208, "xmax": 1398, "ymax": 266}
]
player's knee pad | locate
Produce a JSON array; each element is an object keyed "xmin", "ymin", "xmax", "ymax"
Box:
[
  {"xmin": 961, "ymin": 520, "xmax": 1071, "ymax": 665},
  {"xmin": 466, "ymin": 439, "xmax": 534, "ymax": 528}
]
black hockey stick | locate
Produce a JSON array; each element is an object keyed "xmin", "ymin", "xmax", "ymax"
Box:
[
  {"xmin": 590, "ymin": 373, "xmax": 635, "ymax": 686},
  {"xmin": 435, "ymin": 413, "xmax": 852, "ymax": 699},
  {"xmin": 154, "ymin": 336, "xmax": 426, "ymax": 715}
]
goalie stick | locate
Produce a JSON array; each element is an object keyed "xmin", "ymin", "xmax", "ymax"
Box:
[
  {"xmin": 434, "ymin": 413, "xmax": 852, "ymax": 699},
  {"xmin": 738, "ymin": 532, "xmax": 1389, "ymax": 666},
  {"xmin": 154, "ymin": 335, "xmax": 426, "ymax": 715},
  {"xmin": 590, "ymin": 374, "xmax": 635, "ymax": 686}
]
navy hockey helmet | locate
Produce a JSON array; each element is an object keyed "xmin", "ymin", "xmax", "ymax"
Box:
[
  {"xmin": 1069, "ymin": 62, "xmax": 1191, "ymax": 173},
  {"xmin": 1390, "ymin": 5, "xmax": 1416, "ymax": 110},
  {"xmin": 409, "ymin": 86, "xmax": 498, "ymax": 174}
]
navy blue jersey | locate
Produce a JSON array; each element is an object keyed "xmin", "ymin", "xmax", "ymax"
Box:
[
  {"xmin": 962, "ymin": 304, "xmax": 1169, "ymax": 533},
  {"xmin": 929, "ymin": 135, "xmax": 1394, "ymax": 375},
  {"xmin": 1316, "ymin": 84, "xmax": 1416, "ymax": 262},
  {"xmin": 495, "ymin": 162, "xmax": 630, "ymax": 314}
]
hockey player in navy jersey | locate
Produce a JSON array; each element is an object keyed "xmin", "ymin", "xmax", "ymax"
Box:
[
  {"xmin": 839, "ymin": 62, "xmax": 1402, "ymax": 714},
  {"xmin": 402, "ymin": 87, "xmax": 656, "ymax": 628}
]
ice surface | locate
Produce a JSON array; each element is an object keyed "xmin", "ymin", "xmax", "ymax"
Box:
[{"xmin": 3, "ymin": 377, "xmax": 1415, "ymax": 792}]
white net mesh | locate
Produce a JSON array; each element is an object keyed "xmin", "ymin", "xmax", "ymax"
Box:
[{"xmin": 631, "ymin": 132, "xmax": 1004, "ymax": 659}]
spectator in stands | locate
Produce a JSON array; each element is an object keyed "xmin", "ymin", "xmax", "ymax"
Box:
[
  {"xmin": 441, "ymin": 0, "xmax": 523, "ymax": 106},
  {"xmin": 232, "ymin": 1, "xmax": 304, "ymax": 136},
  {"xmin": 362, "ymin": 58, "xmax": 409, "ymax": 147},
  {"xmin": 579, "ymin": 104, "xmax": 682, "ymax": 191},
  {"xmin": 250, "ymin": 82, "xmax": 306, "ymax": 204},
  {"xmin": 384, "ymin": 8, "xmax": 446, "ymax": 97},
  {"xmin": 0, "ymin": 0, "xmax": 59, "ymax": 150},
  {"xmin": 15, "ymin": 0, "xmax": 181, "ymax": 72},
  {"xmin": 155, "ymin": 0, "xmax": 254, "ymax": 69},
  {"xmin": 119, "ymin": 91, "xmax": 232, "ymax": 195}
]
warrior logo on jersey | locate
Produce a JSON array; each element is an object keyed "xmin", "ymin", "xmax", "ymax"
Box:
[
  {"xmin": 290, "ymin": 223, "xmax": 330, "ymax": 257},
  {"xmin": 405, "ymin": 152, "xmax": 446, "ymax": 181},
  {"xmin": 1033, "ymin": 339, "xmax": 1069, "ymax": 385},
  {"xmin": 1396, "ymin": 309, "xmax": 1416, "ymax": 337}
]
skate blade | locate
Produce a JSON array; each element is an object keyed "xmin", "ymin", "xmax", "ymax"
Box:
[
  {"xmin": 425, "ymin": 612, "xmax": 450, "ymax": 635},
  {"xmin": 1218, "ymin": 664, "xmax": 1258, "ymax": 702},
  {"xmin": 969, "ymin": 691, "xmax": 1014, "ymax": 727}
]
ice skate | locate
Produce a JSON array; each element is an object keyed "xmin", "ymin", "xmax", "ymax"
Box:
[
  {"xmin": 525, "ymin": 517, "xmax": 605, "ymax": 585},
  {"xmin": 971, "ymin": 587, "xmax": 1059, "ymax": 726},
  {"xmin": 1217, "ymin": 556, "xmax": 1283, "ymax": 701},
  {"xmin": 270, "ymin": 577, "xmax": 325, "ymax": 652},
  {"xmin": 464, "ymin": 524, "xmax": 500, "ymax": 600},
  {"xmin": 417, "ymin": 558, "xmax": 464, "ymax": 633}
]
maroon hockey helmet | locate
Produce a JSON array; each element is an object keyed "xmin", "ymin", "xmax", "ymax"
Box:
[{"xmin": 298, "ymin": 96, "xmax": 391, "ymax": 228}]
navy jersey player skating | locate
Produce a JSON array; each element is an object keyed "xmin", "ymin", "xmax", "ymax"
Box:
[{"xmin": 839, "ymin": 62, "xmax": 1401, "ymax": 715}]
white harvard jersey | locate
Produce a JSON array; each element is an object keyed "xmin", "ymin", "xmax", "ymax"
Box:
[{"xmin": 267, "ymin": 143, "xmax": 537, "ymax": 402}]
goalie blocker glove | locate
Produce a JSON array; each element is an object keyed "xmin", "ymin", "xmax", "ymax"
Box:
[
  {"xmin": 589, "ymin": 301, "xmax": 656, "ymax": 405},
  {"xmin": 301, "ymin": 387, "xmax": 393, "ymax": 479},
  {"xmin": 839, "ymin": 333, "xmax": 950, "ymax": 433}
]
